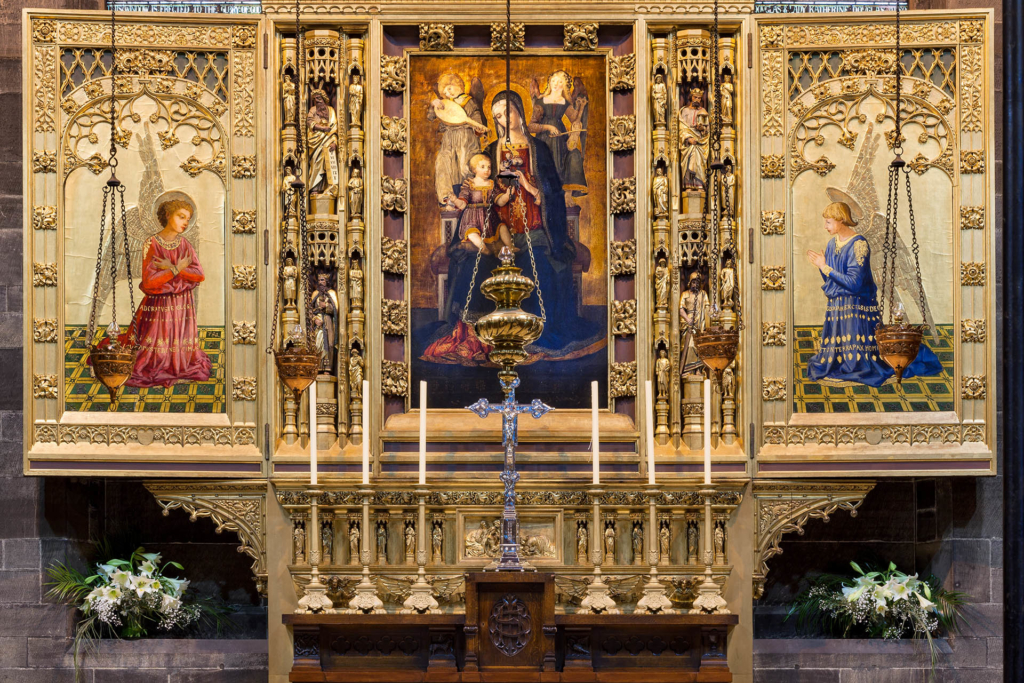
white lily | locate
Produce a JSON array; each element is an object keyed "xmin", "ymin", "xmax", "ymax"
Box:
[
  {"xmin": 874, "ymin": 599, "xmax": 888, "ymax": 615},
  {"xmin": 138, "ymin": 560, "xmax": 157, "ymax": 577},
  {"xmin": 889, "ymin": 579, "xmax": 911, "ymax": 601},
  {"xmin": 916, "ymin": 592, "xmax": 936, "ymax": 611},
  {"xmin": 109, "ymin": 569, "xmax": 132, "ymax": 588},
  {"xmin": 100, "ymin": 585, "xmax": 122, "ymax": 601},
  {"xmin": 159, "ymin": 593, "xmax": 181, "ymax": 614},
  {"xmin": 872, "ymin": 585, "xmax": 892, "ymax": 602}
]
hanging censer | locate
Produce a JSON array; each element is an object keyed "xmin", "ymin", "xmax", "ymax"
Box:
[
  {"xmin": 693, "ymin": 0, "xmax": 740, "ymax": 386},
  {"xmin": 86, "ymin": 7, "xmax": 138, "ymax": 409},
  {"xmin": 874, "ymin": 3, "xmax": 928, "ymax": 386},
  {"xmin": 269, "ymin": 0, "xmax": 320, "ymax": 402}
]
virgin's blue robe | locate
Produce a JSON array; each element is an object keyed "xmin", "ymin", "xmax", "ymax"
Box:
[{"xmin": 806, "ymin": 234, "xmax": 942, "ymax": 388}]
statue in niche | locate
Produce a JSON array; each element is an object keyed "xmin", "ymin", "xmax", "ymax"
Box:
[
  {"xmin": 687, "ymin": 523, "xmax": 698, "ymax": 563},
  {"xmin": 283, "ymin": 77, "xmax": 297, "ymax": 125},
  {"xmin": 652, "ymin": 166, "xmax": 670, "ymax": 218},
  {"xmin": 722, "ymin": 162, "xmax": 736, "ymax": 215},
  {"xmin": 348, "ymin": 257, "xmax": 363, "ymax": 308},
  {"xmin": 347, "ymin": 167, "xmax": 364, "ymax": 220},
  {"xmin": 281, "ymin": 257, "xmax": 298, "ymax": 308},
  {"xmin": 678, "ymin": 87, "xmax": 709, "ymax": 191},
  {"xmin": 348, "ymin": 348, "xmax": 364, "ymax": 397},
  {"xmin": 348, "ymin": 72, "xmax": 364, "ymax": 128},
  {"xmin": 282, "ymin": 163, "xmax": 299, "ymax": 219},
  {"xmin": 651, "ymin": 73, "xmax": 667, "ymax": 126},
  {"xmin": 404, "ymin": 522, "xmax": 416, "ymax": 559},
  {"xmin": 659, "ymin": 522, "xmax": 671, "ymax": 559},
  {"xmin": 576, "ymin": 522, "xmax": 588, "ymax": 564},
  {"xmin": 632, "ymin": 522, "xmax": 643, "ymax": 564},
  {"xmin": 680, "ymin": 272, "xmax": 710, "ymax": 376},
  {"xmin": 307, "ymin": 88, "xmax": 340, "ymax": 196},
  {"xmin": 432, "ymin": 523, "xmax": 444, "ymax": 563},
  {"xmin": 321, "ymin": 520, "xmax": 333, "ymax": 565},
  {"xmin": 376, "ymin": 520, "xmax": 388, "ymax": 564},
  {"xmin": 714, "ymin": 523, "xmax": 725, "ymax": 561},
  {"xmin": 310, "ymin": 271, "xmax": 338, "ymax": 373},
  {"xmin": 654, "ymin": 257, "xmax": 670, "ymax": 309},
  {"xmin": 722, "ymin": 360, "xmax": 736, "ymax": 400},
  {"xmin": 656, "ymin": 348, "xmax": 671, "ymax": 399},
  {"xmin": 721, "ymin": 71, "xmax": 734, "ymax": 123},
  {"xmin": 720, "ymin": 257, "xmax": 736, "ymax": 311},
  {"xmin": 428, "ymin": 72, "xmax": 487, "ymax": 205},
  {"xmin": 349, "ymin": 521, "xmax": 361, "ymax": 565},
  {"xmin": 604, "ymin": 524, "xmax": 615, "ymax": 561},
  {"xmin": 293, "ymin": 523, "xmax": 306, "ymax": 564}
]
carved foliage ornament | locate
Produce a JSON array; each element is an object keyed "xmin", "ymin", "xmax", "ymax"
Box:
[
  {"xmin": 564, "ymin": 23, "xmax": 598, "ymax": 51},
  {"xmin": 381, "ymin": 237, "xmax": 408, "ymax": 275},
  {"xmin": 381, "ymin": 176, "xmax": 408, "ymax": 213},
  {"xmin": 33, "ymin": 374, "xmax": 58, "ymax": 399},
  {"xmin": 961, "ymin": 319, "xmax": 986, "ymax": 343},
  {"xmin": 33, "ymin": 151, "xmax": 57, "ymax": 174},
  {"xmin": 33, "ymin": 318, "xmax": 58, "ymax": 343},
  {"xmin": 762, "ymin": 266, "xmax": 786, "ymax": 291},
  {"xmin": 611, "ymin": 300, "xmax": 637, "ymax": 337},
  {"xmin": 32, "ymin": 19, "xmax": 56, "ymax": 43},
  {"xmin": 33, "ymin": 263, "xmax": 58, "ymax": 287},
  {"xmin": 960, "ymin": 262, "xmax": 985, "ymax": 286},
  {"xmin": 609, "ymin": 54, "xmax": 635, "ymax": 91},
  {"xmin": 760, "ymin": 211, "xmax": 785, "ymax": 235},
  {"xmin": 762, "ymin": 322, "xmax": 786, "ymax": 347},
  {"xmin": 420, "ymin": 24, "xmax": 454, "ymax": 51},
  {"xmin": 33, "ymin": 206, "xmax": 57, "ymax": 231},
  {"xmin": 232, "ymin": 321, "xmax": 257, "ymax": 345},
  {"xmin": 232, "ymin": 210, "xmax": 256, "ymax": 234},
  {"xmin": 960, "ymin": 150, "xmax": 984, "ymax": 174},
  {"xmin": 762, "ymin": 378, "xmax": 786, "ymax": 401},
  {"xmin": 233, "ymin": 377, "xmax": 257, "ymax": 401},
  {"xmin": 232, "ymin": 265, "xmax": 257, "ymax": 290},
  {"xmin": 380, "ymin": 56, "xmax": 407, "ymax": 92},
  {"xmin": 761, "ymin": 154, "xmax": 784, "ymax": 178},
  {"xmin": 610, "ymin": 361, "xmax": 637, "ymax": 398},
  {"xmin": 34, "ymin": 45, "xmax": 56, "ymax": 134},
  {"xmin": 960, "ymin": 206, "xmax": 984, "ymax": 230},
  {"xmin": 610, "ymin": 177, "xmax": 636, "ymax": 214},
  {"xmin": 490, "ymin": 22, "xmax": 525, "ymax": 52},
  {"xmin": 231, "ymin": 155, "xmax": 257, "ymax": 179},
  {"xmin": 961, "ymin": 375, "xmax": 986, "ymax": 400},
  {"xmin": 381, "ymin": 115, "xmax": 408, "ymax": 154},
  {"xmin": 761, "ymin": 50, "xmax": 783, "ymax": 138},
  {"xmin": 784, "ymin": 22, "xmax": 957, "ymax": 49},
  {"xmin": 760, "ymin": 25, "xmax": 784, "ymax": 49},
  {"xmin": 610, "ymin": 239, "xmax": 637, "ymax": 276},
  {"xmin": 382, "ymin": 299, "xmax": 408, "ymax": 336},
  {"xmin": 382, "ymin": 360, "xmax": 409, "ymax": 397},
  {"xmin": 609, "ymin": 115, "xmax": 636, "ymax": 152}
]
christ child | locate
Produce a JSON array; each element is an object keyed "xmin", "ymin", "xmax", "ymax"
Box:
[{"xmin": 447, "ymin": 153, "xmax": 513, "ymax": 255}]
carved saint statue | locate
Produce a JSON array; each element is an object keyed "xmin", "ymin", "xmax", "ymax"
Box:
[
  {"xmin": 714, "ymin": 523, "xmax": 725, "ymax": 560},
  {"xmin": 687, "ymin": 523, "xmax": 698, "ymax": 562},
  {"xmin": 659, "ymin": 523, "xmax": 671, "ymax": 558},
  {"xmin": 432, "ymin": 523, "xmax": 443, "ymax": 563},
  {"xmin": 720, "ymin": 257, "xmax": 736, "ymax": 311},
  {"xmin": 681, "ymin": 272, "xmax": 710, "ymax": 376},
  {"xmin": 678, "ymin": 88, "xmax": 709, "ymax": 191},
  {"xmin": 721, "ymin": 71, "xmax": 734, "ymax": 123},
  {"xmin": 604, "ymin": 524, "xmax": 615, "ymax": 561},
  {"xmin": 349, "ymin": 348, "xmax": 364, "ymax": 398},
  {"xmin": 576, "ymin": 522, "xmax": 588, "ymax": 564},
  {"xmin": 306, "ymin": 89, "xmax": 340, "ymax": 196},
  {"xmin": 348, "ymin": 72, "xmax": 364, "ymax": 128},
  {"xmin": 651, "ymin": 73, "xmax": 668, "ymax": 126},
  {"xmin": 652, "ymin": 166, "xmax": 670, "ymax": 218},
  {"xmin": 656, "ymin": 348, "xmax": 671, "ymax": 399},
  {"xmin": 632, "ymin": 522, "xmax": 643, "ymax": 564},
  {"xmin": 376, "ymin": 520, "xmax": 388, "ymax": 563},
  {"xmin": 722, "ymin": 360, "xmax": 736, "ymax": 400},
  {"xmin": 321, "ymin": 520, "xmax": 333, "ymax": 565},
  {"xmin": 722, "ymin": 161, "xmax": 736, "ymax": 215},
  {"xmin": 654, "ymin": 257, "xmax": 670, "ymax": 309},
  {"xmin": 348, "ymin": 167, "xmax": 364, "ymax": 220},
  {"xmin": 281, "ymin": 163, "xmax": 299, "ymax": 219},
  {"xmin": 282, "ymin": 77, "xmax": 297, "ymax": 126},
  {"xmin": 293, "ymin": 523, "xmax": 306, "ymax": 564},
  {"xmin": 349, "ymin": 257, "xmax": 364, "ymax": 309},
  {"xmin": 349, "ymin": 521, "xmax": 361, "ymax": 565},
  {"xmin": 281, "ymin": 257, "xmax": 298, "ymax": 308},
  {"xmin": 310, "ymin": 272, "xmax": 339, "ymax": 373},
  {"xmin": 404, "ymin": 522, "xmax": 416, "ymax": 559}
]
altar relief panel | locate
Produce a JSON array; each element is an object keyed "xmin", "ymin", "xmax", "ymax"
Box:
[{"xmin": 754, "ymin": 14, "xmax": 996, "ymax": 475}]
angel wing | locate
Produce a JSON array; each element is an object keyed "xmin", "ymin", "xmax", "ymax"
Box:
[
  {"xmin": 469, "ymin": 76, "xmax": 487, "ymax": 132},
  {"xmin": 604, "ymin": 574, "xmax": 644, "ymax": 602},
  {"xmin": 429, "ymin": 575, "xmax": 466, "ymax": 604},
  {"xmin": 529, "ymin": 76, "xmax": 542, "ymax": 101},
  {"xmin": 666, "ymin": 576, "xmax": 700, "ymax": 604},
  {"xmin": 553, "ymin": 574, "xmax": 592, "ymax": 604},
  {"xmin": 842, "ymin": 125, "xmax": 938, "ymax": 342},
  {"xmin": 95, "ymin": 122, "xmax": 163, "ymax": 306},
  {"xmin": 375, "ymin": 574, "xmax": 416, "ymax": 602},
  {"xmin": 324, "ymin": 575, "xmax": 359, "ymax": 601},
  {"xmin": 567, "ymin": 76, "xmax": 589, "ymax": 154}
]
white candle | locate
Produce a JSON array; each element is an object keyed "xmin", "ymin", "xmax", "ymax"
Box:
[
  {"xmin": 362, "ymin": 379, "xmax": 370, "ymax": 485},
  {"xmin": 419, "ymin": 380, "xmax": 427, "ymax": 486},
  {"xmin": 591, "ymin": 381, "xmax": 600, "ymax": 485},
  {"xmin": 645, "ymin": 380, "xmax": 656, "ymax": 486},
  {"xmin": 309, "ymin": 387, "xmax": 317, "ymax": 485},
  {"xmin": 703, "ymin": 378, "xmax": 712, "ymax": 485}
]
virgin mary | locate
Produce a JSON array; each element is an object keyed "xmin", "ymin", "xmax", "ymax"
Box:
[{"xmin": 422, "ymin": 89, "xmax": 603, "ymax": 365}]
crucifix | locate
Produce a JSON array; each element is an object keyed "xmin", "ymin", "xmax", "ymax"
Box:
[{"xmin": 468, "ymin": 377, "xmax": 552, "ymax": 571}]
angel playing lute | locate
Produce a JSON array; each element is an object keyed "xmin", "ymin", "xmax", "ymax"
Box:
[{"xmin": 427, "ymin": 72, "xmax": 488, "ymax": 205}]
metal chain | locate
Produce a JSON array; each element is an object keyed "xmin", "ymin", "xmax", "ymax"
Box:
[
  {"xmin": 887, "ymin": 165, "xmax": 900, "ymax": 323},
  {"xmin": 461, "ymin": 248, "xmax": 485, "ymax": 324},
  {"xmin": 904, "ymin": 166, "xmax": 927, "ymax": 325},
  {"xmin": 117, "ymin": 183, "xmax": 136, "ymax": 345},
  {"xmin": 86, "ymin": 190, "xmax": 109, "ymax": 346},
  {"xmin": 523, "ymin": 227, "xmax": 546, "ymax": 322},
  {"xmin": 894, "ymin": 1, "xmax": 902, "ymax": 153},
  {"xmin": 108, "ymin": 188, "xmax": 119, "ymax": 331},
  {"xmin": 880, "ymin": 163, "xmax": 895, "ymax": 323}
]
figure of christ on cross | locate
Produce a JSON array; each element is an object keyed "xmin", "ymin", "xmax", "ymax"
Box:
[{"xmin": 468, "ymin": 377, "xmax": 552, "ymax": 571}]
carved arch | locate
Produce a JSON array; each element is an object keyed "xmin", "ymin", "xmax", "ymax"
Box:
[
  {"xmin": 752, "ymin": 480, "xmax": 875, "ymax": 599},
  {"xmin": 145, "ymin": 481, "xmax": 267, "ymax": 596}
]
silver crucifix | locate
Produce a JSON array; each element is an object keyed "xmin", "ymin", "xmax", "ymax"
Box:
[{"xmin": 467, "ymin": 377, "xmax": 552, "ymax": 571}]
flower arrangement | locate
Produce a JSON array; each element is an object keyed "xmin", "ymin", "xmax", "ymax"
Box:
[
  {"xmin": 46, "ymin": 546, "xmax": 228, "ymax": 681},
  {"xmin": 788, "ymin": 561, "xmax": 969, "ymax": 665}
]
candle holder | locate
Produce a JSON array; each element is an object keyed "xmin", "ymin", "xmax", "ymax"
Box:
[
  {"xmin": 579, "ymin": 488, "xmax": 620, "ymax": 614},
  {"xmin": 401, "ymin": 488, "xmax": 440, "ymax": 614},
  {"xmin": 636, "ymin": 486, "xmax": 675, "ymax": 614},
  {"xmin": 346, "ymin": 487, "xmax": 385, "ymax": 614},
  {"xmin": 295, "ymin": 488, "xmax": 335, "ymax": 614},
  {"xmin": 689, "ymin": 488, "xmax": 730, "ymax": 615}
]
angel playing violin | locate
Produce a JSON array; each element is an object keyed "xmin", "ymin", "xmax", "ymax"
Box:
[{"xmin": 529, "ymin": 70, "xmax": 589, "ymax": 207}]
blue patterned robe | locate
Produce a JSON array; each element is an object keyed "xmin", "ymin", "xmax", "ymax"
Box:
[{"xmin": 806, "ymin": 234, "xmax": 942, "ymax": 388}]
